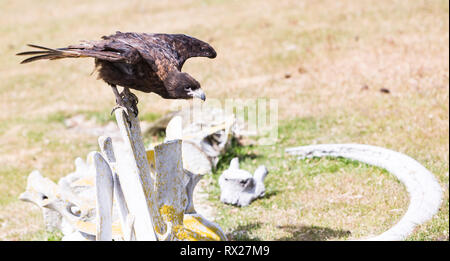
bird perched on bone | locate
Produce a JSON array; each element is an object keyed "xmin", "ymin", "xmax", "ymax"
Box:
[
  {"xmin": 17, "ymin": 31, "xmax": 216, "ymax": 117},
  {"xmin": 218, "ymin": 157, "xmax": 269, "ymax": 207}
]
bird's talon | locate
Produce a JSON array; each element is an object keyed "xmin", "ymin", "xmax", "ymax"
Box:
[
  {"xmin": 111, "ymin": 104, "xmax": 132, "ymax": 128},
  {"xmin": 131, "ymin": 104, "xmax": 139, "ymax": 117},
  {"xmin": 130, "ymin": 93, "xmax": 139, "ymax": 104},
  {"xmin": 116, "ymin": 106, "xmax": 132, "ymax": 128},
  {"xmin": 111, "ymin": 105, "xmax": 124, "ymax": 116}
]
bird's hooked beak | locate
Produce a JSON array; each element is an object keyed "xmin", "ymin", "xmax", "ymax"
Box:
[{"xmin": 189, "ymin": 88, "xmax": 206, "ymax": 101}]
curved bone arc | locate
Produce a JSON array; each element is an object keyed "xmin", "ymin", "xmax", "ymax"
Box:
[
  {"xmin": 285, "ymin": 143, "xmax": 443, "ymax": 241},
  {"xmin": 184, "ymin": 169, "xmax": 203, "ymax": 214}
]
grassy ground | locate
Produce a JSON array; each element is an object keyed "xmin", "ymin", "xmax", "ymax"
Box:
[
  {"xmin": 207, "ymin": 118, "xmax": 410, "ymax": 240},
  {"xmin": 0, "ymin": 0, "xmax": 448, "ymax": 240}
]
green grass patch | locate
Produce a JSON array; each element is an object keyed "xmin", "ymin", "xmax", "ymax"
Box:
[
  {"xmin": 139, "ymin": 112, "xmax": 162, "ymax": 123},
  {"xmin": 20, "ymin": 229, "xmax": 63, "ymax": 241},
  {"xmin": 80, "ymin": 110, "xmax": 116, "ymax": 125},
  {"xmin": 45, "ymin": 111, "xmax": 72, "ymax": 124},
  {"xmin": 0, "ymin": 167, "xmax": 30, "ymax": 206}
]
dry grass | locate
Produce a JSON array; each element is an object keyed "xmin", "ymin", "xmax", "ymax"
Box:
[{"xmin": 0, "ymin": 0, "xmax": 448, "ymax": 240}]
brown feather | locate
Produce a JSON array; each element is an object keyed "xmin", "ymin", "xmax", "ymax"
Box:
[
  {"xmin": 20, "ymin": 54, "xmax": 62, "ymax": 64},
  {"xmin": 16, "ymin": 50, "xmax": 51, "ymax": 56}
]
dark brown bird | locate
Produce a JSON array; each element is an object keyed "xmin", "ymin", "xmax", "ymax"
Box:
[{"xmin": 17, "ymin": 31, "xmax": 217, "ymax": 116}]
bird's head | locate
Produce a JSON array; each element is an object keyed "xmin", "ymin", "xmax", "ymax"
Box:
[{"xmin": 165, "ymin": 71, "xmax": 206, "ymax": 101}]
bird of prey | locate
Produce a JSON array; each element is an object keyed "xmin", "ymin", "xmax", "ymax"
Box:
[{"xmin": 17, "ymin": 31, "xmax": 217, "ymax": 116}]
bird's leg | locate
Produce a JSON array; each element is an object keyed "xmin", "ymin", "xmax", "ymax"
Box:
[
  {"xmin": 110, "ymin": 84, "xmax": 132, "ymax": 127},
  {"xmin": 111, "ymin": 85, "xmax": 124, "ymax": 105},
  {"xmin": 121, "ymin": 87, "xmax": 139, "ymax": 117},
  {"xmin": 110, "ymin": 84, "xmax": 127, "ymax": 115}
]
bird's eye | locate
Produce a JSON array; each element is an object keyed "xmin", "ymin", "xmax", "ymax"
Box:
[{"xmin": 184, "ymin": 87, "xmax": 192, "ymax": 92}]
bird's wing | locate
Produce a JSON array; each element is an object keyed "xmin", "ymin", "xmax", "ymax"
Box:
[
  {"xmin": 106, "ymin": 32, "xmax": 181, "ymax": 82},
  {"xmin": 151, "ymin": 34, "xmax": 217, "ymax": 69},
  {"xmin": 92, "ymin": 32, "xmax": 215, "ymax": 80},
  {"xmin": 62, "ymin": 40, "xmax": 143, "ymax": 64}
]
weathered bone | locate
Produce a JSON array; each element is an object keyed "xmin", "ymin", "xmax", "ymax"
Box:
[
  {"xmin": 19, "ymin": 170, "xmax": 62, "ymax": 231},
  {"xmin": 147, "ymin": 107, "xmax": 238, "ymax": 175},
  {"xmin": 98, "ymin": 136, "xmax": 134, "ymax": 240},
  {"xmin": 113, "ymin": 108, "xmax": 158, "ymax": 240},
  {"xmin": 93, "ymin": 152, "xmax": 114, "ymax": 241},
  {"xmin": 20, "ymin": 103, "xmax": 228, "ymax": 241},
  {"xmin": 218, "ymin": 157, "xmax": 269, "ymax": 207}
]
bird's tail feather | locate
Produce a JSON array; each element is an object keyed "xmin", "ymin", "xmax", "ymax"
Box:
[{"xmin": 16, "ymin": 44, "xmax": 83, "ymax": 64}]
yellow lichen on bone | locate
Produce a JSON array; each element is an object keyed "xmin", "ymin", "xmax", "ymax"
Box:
[
  {"xmin": 157, "ymin": 204, "xmax": 223, "ymax": 241},
  {"xmin": 183, "ymin": 214, "xmax": 227, "ymax": 241},
  {"xmin": 72, "ymin": 176, "xmax": 95, "ymax": 187},
  {"xmin": 74, "ymin": 219, "xmax": 123, "ymax": 237},
  {"xmin": 144, "ymin": 139, "xmax": 228, "ymax": 241}
]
